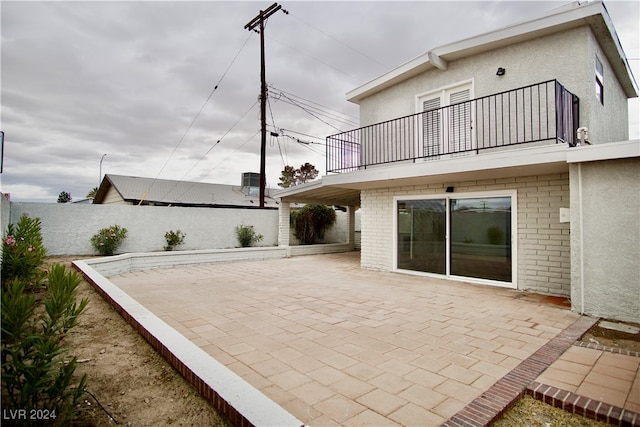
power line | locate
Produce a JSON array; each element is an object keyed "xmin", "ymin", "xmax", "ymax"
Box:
[
  {"xmin": 153, "ymin": 33, "xmax": 252, "ymax": 181},
  {"xmin": 273, "ymin": 95, "xmax": 359, "ymax": 128},
  {"xmin": 267, "ymin": 97, "xmax": 287, "ymax": 168},
  {"xmin": 271, "ymin": 127, "xmax": 326, "ymax": 144},
  {"xmin": 274, "ymin": 91, "xmax": 346, "ymax": 133},
  {"xmin": 199, "ymin": 130, "xmax": 261, "ymax": 181},
  {"xmin": 140, "ymin": 32, "xmax": 253, "ymax": 202},
  {"xmin": 178, "ymin": 100, "xmax": 259, "ymax": 182},
  {"xmin": 270, "ymin": 85, "xmax": 359, "ymax": 122},
  {"xmin": 160, "ymin": 100, "xmax": 260, "ymax": 202},
  {"xmin": 265, "ymin": 34, "xmax": 356, "ymax": 80},
  {"xmin": 159, "ymin": 128, "xmax": 261, "ymax": 205},
  {"xmin": 288, "ymin": 11, "xmax": 389, "ymax": 70}
]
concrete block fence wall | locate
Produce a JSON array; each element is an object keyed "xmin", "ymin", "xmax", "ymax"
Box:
[{"xmin": 7, "ymin": 202, "xmax": 350, "ymax": 256}]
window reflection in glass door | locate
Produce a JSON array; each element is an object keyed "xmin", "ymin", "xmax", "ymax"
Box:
[
  {"xmin": 397, "ymin": 195, "xmax": 513, "ymax": 284},
  {"xmin": 450, "ymin": 197, "xmax": 512, "ymax": 282},
  {"xmin": 397, "ymin": 200, "xmax": 446, "ymax": 274}
]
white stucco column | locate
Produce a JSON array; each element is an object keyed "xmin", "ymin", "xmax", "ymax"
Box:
[
  {"xmin": 346, "ymin": 205, "xmax": 356, "ymax": 249},
  {"xmin": 278, "ymin": 202, "xmax": 290, "ymax": 247}
]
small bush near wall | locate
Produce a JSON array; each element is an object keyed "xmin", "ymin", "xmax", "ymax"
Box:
[
  {"xmin": 235, "ymin": 225, "xmax": 263, "ymax": 247},
  {"xmin": 164, "ymin": 229, "xmax": 186, "ymax": 251},
  {"xmin": 90, "ymin": 225, "xmax": 128, "ymax": 256}
]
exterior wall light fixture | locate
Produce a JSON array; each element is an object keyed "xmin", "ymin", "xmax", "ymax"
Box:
[{"xmin": 496, "ymin": 67, "xmax": 506, "ymax": 76}]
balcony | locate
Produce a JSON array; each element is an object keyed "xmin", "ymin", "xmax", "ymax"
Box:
[{"xmin": 327, "ymin": 80, "xmax": 579, "ymax": 173}]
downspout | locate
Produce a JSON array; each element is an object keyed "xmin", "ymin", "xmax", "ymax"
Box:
[{"xmin": 578, "ymin": 163, "xmax": 585, "ymax": 315}]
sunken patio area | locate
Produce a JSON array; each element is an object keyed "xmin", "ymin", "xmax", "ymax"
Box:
[{"xmin": 74, "ymin": 251, "xmax": 617, "ymax": 426}]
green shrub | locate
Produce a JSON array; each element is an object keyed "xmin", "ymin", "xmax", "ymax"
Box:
[
  {"xmin": 290, "ymin": 204, "xmax": 337, "ymax": 245},
  {"xmin": 487, "ymin": 226, "xmax": 505, "ymax": 245},
  {"xmin": 1, "ymin": 214, "xmax": 47, "ymax": 288},
  {"xmin": 164, "ymin": 230, "xmax": 186, "ymax": 251},
  {"xmin": 235, "ymin": 225, "xmax": 263, "ymax": 247},
  {"xmin": 90, "ymin": 225, "xmax": 127, "ymax": 256},
  {"xmin": 1, "ymin": 264, "xmax": 89, "ymax": 425}
]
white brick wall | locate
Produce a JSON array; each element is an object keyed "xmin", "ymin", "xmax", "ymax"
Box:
[{"xmin": 360, "ymin": 173, "xmax": 570, "ymax": 296}]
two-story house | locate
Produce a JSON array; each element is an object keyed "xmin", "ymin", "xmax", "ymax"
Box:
[{"xmin": 276, "ymin": 1, "xmax": 639, "ymax": 323}]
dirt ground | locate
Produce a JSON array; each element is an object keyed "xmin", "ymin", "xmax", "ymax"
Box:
[
  {"xmin": 579, "ymin": 319, "xmax": 640, "ymax": 353},
  {"xmin": 46, "ymin": 257, "xmax": 638, "ymax": 426},
  {"xmin": 43, "ymin": 258, "xmax": 231, "ymax": 427}
]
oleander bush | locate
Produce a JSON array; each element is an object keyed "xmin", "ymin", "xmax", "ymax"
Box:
[
  {"xmin": 90, "ymin": 225, "xmax": 127, "ymax": 256},
  {"xmin": 1, "ymin": 264, "xmax": 89, "ymax": 425},
  {"xmin": 1, "ymin": 214, "xmax": 47, "ymax": 289}
]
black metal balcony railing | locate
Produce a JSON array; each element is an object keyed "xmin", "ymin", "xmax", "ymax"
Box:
[{"xmin": 327, "ymin": 80, "xmax": 579, "ymax": 173}]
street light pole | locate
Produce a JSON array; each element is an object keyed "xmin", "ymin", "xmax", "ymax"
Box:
[{"xmin": 99, "ymin": 154, "xmax": 107, "ymax": 188}]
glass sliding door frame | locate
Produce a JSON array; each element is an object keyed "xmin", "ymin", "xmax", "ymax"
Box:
[{"xmin": 393, "ymin": 190, "xmax": 517, "ymax": 289}]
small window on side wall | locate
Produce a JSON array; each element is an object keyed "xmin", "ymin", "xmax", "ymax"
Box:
[{"xmin": 595, "ymin": 55, "xmax": 604, "ymax": 105}]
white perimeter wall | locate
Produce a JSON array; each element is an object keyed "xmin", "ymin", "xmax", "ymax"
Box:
[{"xmin": 7, "ymin": 203, "xmax": 350, "ymax": 256}]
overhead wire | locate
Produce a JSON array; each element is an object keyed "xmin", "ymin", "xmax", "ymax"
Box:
[
  {"xmin": 151, "ymin": 5, "xmax": 380, "ymax": 200},
  {"xmin": 265, "ymin": 34, "xmax": 356, "ymax": 80},
  {"xmin": 267, "ymin": 97, "xmax": 287, "ymax": 168},
  {"xmin": 199, "ymin": 129, "xmax": 261, "ymax": 181},
  {"xmin": 288, "ymin": 11, "xmax": 389, "ymax": 71},
  {"xmin": 160, "ymin": 100, "xmax": 260, "ymax": 202},
  {"xmin": 270, "ymin": 85, "xmax": 359, "ymax": 123},
  {"xmin": 140, "ymin": 32, "xmax": 253, "ymax": 201},
  {"xmin": 272, "ymin": 91, "xmax": 346, "ymax": 133},
  {"xmin": 179, "ymin": 100, "xmax": 259, "ymax": 182},
  {"xmin": 273, "ymin": 95, "xmax": 358, "ymax": 129},
  {"xmin": 271, "ymin": 127, "xmax": 326, "ymax": 144}
]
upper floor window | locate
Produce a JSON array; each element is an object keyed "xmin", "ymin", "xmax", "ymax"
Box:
[{"xmin": 595, "ymin": 55, "xmax": 604, "ymax": 105}]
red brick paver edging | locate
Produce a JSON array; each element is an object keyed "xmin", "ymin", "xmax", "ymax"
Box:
[
  {"xmin": 528, "ymin": 381, "xmax": 639, "ymax": 426},
  {"xmin": 443, "ymin": 316, "xmax": 598, "ymax": 427}
]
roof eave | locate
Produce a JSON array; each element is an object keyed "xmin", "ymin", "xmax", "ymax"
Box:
[{"xmin": 347, "ymin": 0, "xmax": 637, "ymax": 104}]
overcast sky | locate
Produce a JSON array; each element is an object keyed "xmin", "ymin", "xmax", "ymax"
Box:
[{"xmin": 1, "ymin": 0, "xmax": 638, "ymax": 203}]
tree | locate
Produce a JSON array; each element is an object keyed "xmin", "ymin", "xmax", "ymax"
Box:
[
  {"xmin": 278, "ymin": 163, "xmax": 319, "ymax": 188},
  {"xmin": 297, "ymin": 162, "xmax": 318, "ymax": 183},
  {"xmin": 86, "ymin": 187, "xmax": 98, "ymax": 198},
  {"xmin": 290, "ymin": 204, "xmax": 336, "ymax": 244},
  {"xmin": 278, "ymin": 166, "xmax": 297, "ymax": 189},
  {"xmin": 57, "ymin": 191, "xmax": 72, "ymax": 203}
]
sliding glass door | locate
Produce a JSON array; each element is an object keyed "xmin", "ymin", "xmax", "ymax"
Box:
[
  {"xmin": 397, "ymin": 200, "xmax": 446, "ymax": 274},
  {"xmin": 396, "ymin": 193, "xmax": 514, "ymax": 286}
]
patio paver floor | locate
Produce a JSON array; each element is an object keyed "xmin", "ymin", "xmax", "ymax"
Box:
[{"xmin": 107, "ymin": 252, "xmax": 629, "ymax": 426}]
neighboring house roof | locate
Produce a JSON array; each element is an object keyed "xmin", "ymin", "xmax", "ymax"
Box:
[
  {"xmin": 93, "ymin": 174, "xmax": 279, "ymax": 208},
  {"xmin": 347, "ymin": 0, "xmax": 638, "ymax": 103},
  {"xmin": 72, "ymin": 198, "xmax": 94, "ymax": 204}
]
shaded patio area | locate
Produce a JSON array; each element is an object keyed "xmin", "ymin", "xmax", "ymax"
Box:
[{"xmin": 105, "ymin": 251, "xmax": 592, "ymax": 426}]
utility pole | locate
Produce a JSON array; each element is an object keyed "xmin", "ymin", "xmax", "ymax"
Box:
[{"xmin": 244, "ymin": 2, "xmax": 288, "ymax": 208}]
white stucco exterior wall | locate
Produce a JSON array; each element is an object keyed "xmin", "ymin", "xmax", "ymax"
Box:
[
  {"xmin": 358, "ymin": 27, "xmax": 628, "ymax": 146},
  {"xmin": 570, "ymin": 158, "xmax": 640, "ymax": 323},
  {"xmin": 360, "ymin": 173, "xmax": 571, "ymax": 295},
  {"xmin": 584, "ymin": 29, "xmax": 630, "ymax": 144}
]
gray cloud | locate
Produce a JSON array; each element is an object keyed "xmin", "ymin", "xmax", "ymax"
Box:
[{"xmin": 1, "ymin": 1, "xmax": 638, "ymax": 202}]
